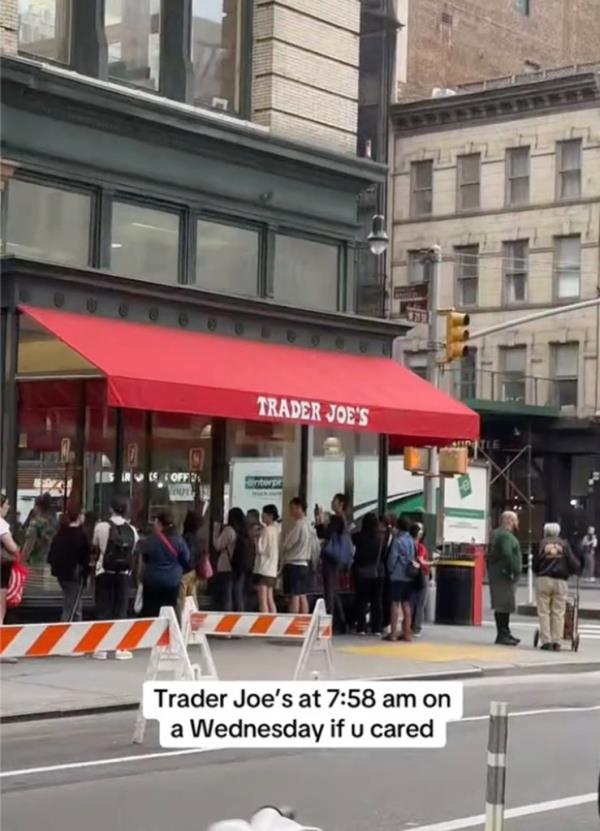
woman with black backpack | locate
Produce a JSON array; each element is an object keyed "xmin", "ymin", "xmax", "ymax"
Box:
[{"xmin": 213, "ymin": 507, "xmax": 250, "ymax": 612}]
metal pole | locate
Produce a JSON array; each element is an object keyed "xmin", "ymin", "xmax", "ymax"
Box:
[
  {"xmin": 425, "ymin": 245, "xmax": 441, "ymax": 536},
  {"xmin": 485, "ymin": 700, "xmax": 508, "ymax": 831},
  {"xmin": 527, "ymin": 427, "xmax": 534, "ymax": 606},
  {"xmin": 469, "ymin": 297, "xmax": 600, "ymax": 341}
]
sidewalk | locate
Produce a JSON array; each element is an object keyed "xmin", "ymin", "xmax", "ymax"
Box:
[
  {"xmin": 2, "ymin": 620, "xmax": 600, "ymax": 720},
  {"xmin": 515, "ymin": 583, "xmax": 600, "ymax": 619}
]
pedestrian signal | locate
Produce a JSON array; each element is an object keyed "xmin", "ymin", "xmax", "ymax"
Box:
[
  {"xmin": 404, "ymin": 447, "xmax": 431, "ymax": 473},
  {"xmin": 445, "ymin": 310, "xmax": 470, "ymax": 363}
]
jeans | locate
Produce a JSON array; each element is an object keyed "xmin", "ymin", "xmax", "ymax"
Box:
[
  {"xmin": 354, "ymin": 575, "xmax": 382, "ymax": 633},
  {"xmin": 411, "ymin": 583, "xmax": 428, "ymax": 633},
  {"xmin": 95, "ymin": 572, "xmax": 130, "ymax": 620},
  {"xmin": 536, "ymin": 576, "xmax": 567, "ymax": 644},
  {"xmin": 219, "ymin": 572, "xmax": 245, "ymax": 611},
  {"xmin": 322, "ymin": 558, "xmax": 346, "ymax": 632},
  {"xmin": 142, "ymin": 584, "xmax": 180, "ymax": 618},
  {"xmin": 59, "ymin": 578, "xmax": 83, "ymax": 622}
]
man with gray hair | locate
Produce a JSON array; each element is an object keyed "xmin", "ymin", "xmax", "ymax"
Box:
[
  {"xmin": 487, "ymin": 511, "xmax": 522, "ymax": 645},
  {"xmin": 533, "ymin": 522, "xmax": 580, "ymax": 650}
]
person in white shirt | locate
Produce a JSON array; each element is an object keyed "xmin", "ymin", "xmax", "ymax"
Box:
[
  {"xmin": 0, "ymin": 494, "xmax": 19, "ymax": 625},
  {"xmin": 254, "ymin": 504, "xmax": 280, "ymax": 613},
  {"xmin": 92, "ymin": 498, "xmax": 139, "ymax": 660},
  {"xmin": 281, "ymin": 497, "xmax": 314, "ymax": 614}
]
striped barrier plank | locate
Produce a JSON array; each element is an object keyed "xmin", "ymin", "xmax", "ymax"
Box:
[
  {"xmin": 189, "ymin": 611, "xmax": 332, "ymax": 640},
  {"xmin": 0, "ymin": 618, "xmax": 170, "ymax": 659},
  {"xmin": 485, "ymin": 700, "xmax": 508, "ymax": 831}
]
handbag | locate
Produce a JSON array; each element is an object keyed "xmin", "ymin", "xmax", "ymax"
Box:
[
  {"xmin": 197, "ymin": 550, "xmax": 213, "ymax": 581},
  {"xmin": 6, "ymin": 554, "xmax": 29, "ymax": 608}
]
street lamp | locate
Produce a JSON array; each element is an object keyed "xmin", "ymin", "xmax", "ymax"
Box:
[{"xmin": 367, "ymin": 214, "xmax": 389, "ymax": 256}]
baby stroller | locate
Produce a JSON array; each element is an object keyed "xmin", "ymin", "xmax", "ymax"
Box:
[{"xmin": 533, "ymin": 575, "xmax": 581, "ymax": 652}]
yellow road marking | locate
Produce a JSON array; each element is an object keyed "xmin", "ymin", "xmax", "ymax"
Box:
[{"xmin": 340, "ymin": 642, "xmax": 521, "ymax": 663}]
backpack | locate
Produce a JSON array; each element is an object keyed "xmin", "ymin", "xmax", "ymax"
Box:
[
  {"xmin": 231, "ymin": 533, "xmax": 252, "ymax": 577},
  {"xmin": 102, "ymin": 521, "xmax": 136, "ymax": 573},
  {"xmin": 324, "ymin": 532, "xmax": 354, "ymax": 570}
]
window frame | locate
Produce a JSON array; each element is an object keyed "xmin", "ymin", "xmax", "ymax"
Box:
[
  {"xmin": 556, "ymin": 139, "xmax": 582, "ymax": 201},
  {"xmin": 499, "ymin": 345, "xmax": 527, "ymax": 403},
  {"xmin": 515, "ymin": 0, "xmax": 530, "ymax": 15},
  {"xmin": 553, "ymin": 234, "xmax": 581, "ymax": 301},
  {"xmin": 4, "ymin": 170, "xmax": 97, "ymax": 269},
  {"xmin": 552, "ymin": 342, "xmax": 579, "ymax": 409},
  {"xmin": 505, "ymin": 146, "xmax": 530, "ymax": 206},
  {"xmin": 503, "ymin": 239, "xmax": 529, "ymax": 305},
  {"xmin": 454, "ymin": 244, "xmax": 479, "ymax": 308},
  {"xmin": 407, "ymin": 250, "xmax": 433, "ymax": 285},
  {"xmin": 193, "ymin": 211, "xmax": 265, "ymax": 297},
  {"xmin": 16, "ymin": 0, "xmax": 72, "ymax": 66},
  {"xmin": 456, "ymin": 153, "xmax": 481, "ymax": 212},
  {"xmin": 271, "ymin": 231, "xmax": 343, "ymax": 313},
  {"xmin": 410, "ymin": 160, "xmax": 433, "ymax": 217}
]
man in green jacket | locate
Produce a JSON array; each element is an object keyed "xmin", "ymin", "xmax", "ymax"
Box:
[{"xmin": 487, "ymin": 511, "xmax": 522, "ymax": 646}]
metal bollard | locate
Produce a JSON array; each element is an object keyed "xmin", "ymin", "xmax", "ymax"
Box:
[{"xmin": 485, "ymin": 701, "xmax": 508, "ymax": 831}]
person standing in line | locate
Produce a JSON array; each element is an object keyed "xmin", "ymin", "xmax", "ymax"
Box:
[
  {"xmin": 385, "ymin": 515, "xmax": 418, "ymax": 642},
  {"xmin": 213, "ymin": 507, "xmax": 250, "ymax": 612},
  {"xmin": 254, "ymin": 504, "xmax": 280, "ymax": 614},
  {"xmin": 581, "ymin": 526, "xmax": 598, "ymax": 582},
  {"xmin": 533, "ymin": 522, "xmax": 580, "ymax": 651},
  {"xmin": 316, "ymin": 493, "xmax": 350, "ymax": 634},
  {"xmin": 409, "ymin": 523, "xmax": 430, "ymax": 638},
  {"xmin": 280, "ymin": 497, "xmax": 314, "ymax": 614},
  {"xmin": 22, "ymin": 492, "xmax": 56, "ymax": 568},
  {"xmin": 48, "ymin": 508, "xmax": 91, "ymax": 623},
  {"xmin": 139, "ymin": 509, "xmax": 191, "ymax": 618},
  {"xmin": 487, "ymin": 510, "xmax": 522, "ymax": 646},
  {"xmin": 0, "ymin": 494, "xmax": 19, "ymax": 623},
  {"xmin": 92, "ymin": 497, "xmax": 138, "ymax": 660},
  {"xmin": 380, "ymin": 515, "xmax": 395, "ymax": 636},
  {"xmin": 352, "ymin": 512, "xmax": 384, "ymax": 635}
]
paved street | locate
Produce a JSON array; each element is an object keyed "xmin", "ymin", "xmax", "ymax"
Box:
[{"xmin": 2, "ymin": 672, "xmax": 599, "ymax": 831}]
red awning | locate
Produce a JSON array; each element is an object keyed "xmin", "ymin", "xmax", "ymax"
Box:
[{"xmin": 21, "ymin": 306, "xmax": 479, "ymax": 444}]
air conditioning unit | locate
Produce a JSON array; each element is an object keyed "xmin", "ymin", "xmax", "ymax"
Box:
[
  {"xmin": 211, "ymin": 96, "xmax": 229, "ymax": 111},
  {"xmin": 431, "ymin": 87, "xmax": 458, "ymax": 98}
]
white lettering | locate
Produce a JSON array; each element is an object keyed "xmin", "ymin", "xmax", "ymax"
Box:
[
  {"xmin": 325, "ymin": 403, "xmax": 336, "ymax": 424},
  {"xmin": 267, "ymin": 398, "xmax": 278, "ymax": 418},
  {"xmin": 336, "ymin": 406, "xmax": 348, "ymax": 425},
  {"xmin": 358, "ymin": 408, "xmax": 369, "ymax": 427},
  {"xmin": 257, "ymin": 396, "xmax": 268, "ymax": 417},
  {"xmin": 346, "ymin": 407, "xmax": 356, "ymax": 427},
  {"xmin": 300, "ymin": 401, "xmax": 311, "ymax": 421},
  {"xmin": 291, "ymin": 400, "xmax": 302, "ymax": 420},
  {"xmin": 279, "ymin": 398, "xmax": 290, "ymax": 419},
  {"xmin": 311, "ymin": 402, "xmax": 322, "ymax": 422}
]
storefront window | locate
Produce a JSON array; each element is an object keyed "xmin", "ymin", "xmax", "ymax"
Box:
[
  {"xmin": 225, "ymin": 420, "xmax": 301, "ymax": 522},
  {"xmin": 6, "ymin": 179, "xmax": 91, "ymax": 267},
  {"xmin": 191, "ymin": 0, "xmax": 242, "ymax": 112},
  {"xmin": 105, "ymin": 0, "xmax": 161, "ymax": 90},
  {"xmin": 195, "ymin": 219, "xmax": 259, "ymax": 296},
  {"xmin": 17, "ymin": 0, "xmax": 70, "ymax": 63},
  {"xmin": 273, "ymin": 236, "xmax": 339, "ymax": 311},
  {"xmin": 309, "ymin": 428, "xmax": 379, "ymax": 524},
  {"xmin": 149, "ymin": 413, "xmax": 213, "ymax": 531},
  {"xmin": 110, "ymin": 201, "xmax": 180, "ymax": 283}
]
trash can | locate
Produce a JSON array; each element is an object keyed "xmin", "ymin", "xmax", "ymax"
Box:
[{"xmin": 434, "ymin": 558, "xmax": 477, "ymax": 625}]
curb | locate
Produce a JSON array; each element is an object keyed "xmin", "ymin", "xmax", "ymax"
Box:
[
  {"xmin": 517, "ymin": 604, "xmax": 600, "ymax": 620},
  {"xmin": 4, "ymin": 660, "xmax": 600, "ymax": 724}
]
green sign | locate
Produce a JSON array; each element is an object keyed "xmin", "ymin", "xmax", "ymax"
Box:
[{"xmin": 457, "ymin": 474, "xmax": 472, "ymax": 499}]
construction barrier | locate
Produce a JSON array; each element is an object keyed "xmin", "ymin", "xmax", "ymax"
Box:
[{"xmin": 485, "ymin": 700, "xmax": 508, "ymax": 831}]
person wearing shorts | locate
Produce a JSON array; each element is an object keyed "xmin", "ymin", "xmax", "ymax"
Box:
[
  {"xmin": 385, "ymin": 515, "xmax": 419, "ymax": 642},
  {"xmin": 254, "ymin": 505, "xmax": 280, "ymax": 613},
  {"xmin": 280, "ymin": 497, "xmax": 312, "ymax": 614}
]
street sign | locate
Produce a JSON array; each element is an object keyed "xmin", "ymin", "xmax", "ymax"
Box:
[
  {"xmin": 59, "ymin": 437, "xmax": 71, "ymax": 464},
  {"xmin": 127, "ymin": 443, "xmax": 139, "ymax": 469},
  {"xmin": 189, "ymin": 447, "xmax": 205, "ymax": 472},
  {"xmin": 406, "ymin": 306, "xmax": 430, "ymax": 324},
  {"xmin": 393, "ymin": 282, "xmax": 428, "ymax": 318},
  {"xmin": 457, "ymin": 474, "xmax": 472, "ymax": 499}
]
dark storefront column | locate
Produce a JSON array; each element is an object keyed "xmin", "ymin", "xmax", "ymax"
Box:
[
  {"xmin": 0, "ymin": 309, "xmax": 19, "ymax": 512},
  {"xmin": 209, "ymin": 418, "xmax": 227, "ymax": 536}
]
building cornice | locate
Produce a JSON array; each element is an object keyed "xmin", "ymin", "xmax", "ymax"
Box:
[
  {"xmin": 391, "ymin": 72, "xmax": 600, "ymax": 134},
  {"xmin": 0, "ymin": 56, "xmax": 387, "ymax": 193}
]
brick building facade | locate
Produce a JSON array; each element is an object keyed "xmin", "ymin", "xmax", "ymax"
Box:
[{"xmin": 397, "ymin": 0, "xmax": 600, "ymax": 100}]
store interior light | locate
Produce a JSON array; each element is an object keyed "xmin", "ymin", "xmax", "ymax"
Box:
[{"xmin": 367, "ymin": 214, "xmax": 389, "ymax": 257}]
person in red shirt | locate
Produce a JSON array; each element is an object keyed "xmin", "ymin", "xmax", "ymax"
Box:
[{"xmin": 410, "ymin": 522, "xmax": 431, "ymax": 637}]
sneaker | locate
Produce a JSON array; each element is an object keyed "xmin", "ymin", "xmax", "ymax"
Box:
[
  {"xmin": 495, "ymin": 635, "xmax": 518, "ymax": 646},
  {"xmin": 115, "ymin": 650, "xmax": 133, "ymax": 661},
  {"xmin": 540, "ymin": 642, "xmax": 553, "ymax": 651},
  {"xmin": 552, "ymin": 642, "xmax": 561, "ymax": 651},
  {"xmin": 92, "ymin": 651, "xmax": 108, "ymax": 660}
]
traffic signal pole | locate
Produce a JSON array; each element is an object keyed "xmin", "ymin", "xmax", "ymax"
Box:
[{"xmin": 424, "ymin": 245, "xmax": 442, "ymax": 540}]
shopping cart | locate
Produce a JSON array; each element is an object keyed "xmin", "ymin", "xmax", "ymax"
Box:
[{"xmin": 533, "ymin": 576, "xmax": 581, "ymax": 652}]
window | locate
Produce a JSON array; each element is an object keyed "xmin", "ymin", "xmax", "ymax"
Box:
[
  {"xmin": 457, "ymin": 154, "xmax": 480, "ymax": 211},
  {"xmin": 554, "ymin": 235, "xmax": 581, "ymax": 299},
  {"xmin": 17, "ymin": 0, "xmax": 70, "ymax": 63},
  {"xmin": 455, "ymin": 245, "xmax": 478, "ymax": 307},
  {"xmin": 6, "ymin": 179, "xmax": 90, "ymax": 267},
  {"xmin": 272, "ymin": 236, "xmax": 339, "ymax": 311},
  {"xmin": 405, "ymin": 352, "xmax": 428, "ymax": 380},
  {"xmin": 105, "ymin": 0, "xmax": 161, "ymax": 90},
  {"xmin": 195, "ymin": 220, "xmax": 259, "ymax": 297},
  {"xmin": 110, "ymin": 201, "xmax": 179, "ymax": 283},
  {"xmin": 500, "ymin": 346, "xmax": 526, "ymax": 403},
  {"xmin": 515, "ymin": 0, "xmax": 530, "ymax": 15},
  {"xmin": 456, "ymin": 349, "xmax": 477, "ymax": 399},
  {"xmin": 557, "ymin": 139, "xmax": 582, "ymax": 200},
  {"xmin": 506, "ymin": 147, "xmax": 530, "ymax": 205},
  {"xmin": 503, "ymin": 240, "xmax": 529, "ymax": 304},
  {"xmin": 553, "ymin": 343, "xmax": 579, "ymax": 408},
  {"xmin": 408, "ymin": 251, "xmax": 433, "ymax": 284},
  {"xmin": 191, "ymin": 0, "xmax": 243, "ymax": 112},
  {"xmin": 410, "ymin": 160, "xmax": 433, "ymax": 216}
]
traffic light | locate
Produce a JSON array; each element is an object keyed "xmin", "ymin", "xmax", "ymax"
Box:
[
  {"xmin": 404, "ymin": 447, "xmax": 431, "ymax": 473},
  {"xmin": 445, "ymin": 310, "xmax": 470, "ymax": 363}
]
